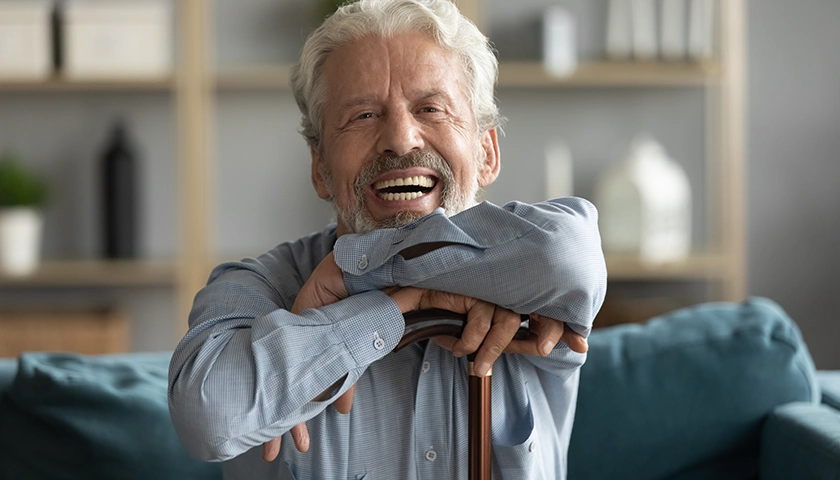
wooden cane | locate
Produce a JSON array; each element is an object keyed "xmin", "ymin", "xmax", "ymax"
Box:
[{"xmin": 396, "ymin": 309, "xmax": 530, "ymax": 480}]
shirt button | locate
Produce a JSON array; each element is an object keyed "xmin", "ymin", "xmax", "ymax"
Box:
[
  {"xmin": 422, "ymin": 361, "xmax": 431, "ymax": 373},
  {"xmin": 425, "ymin": 448, "xmax": 437, "ymax": 462},
  {"xmin": 357, "ymin": 254, "xmax": 369, "ymax": 270},
  {"xmin": 529, "ymin": 441, "xmax": 537, "ymax": 453},
  {"xmin": 373, "ymin": 332, "xmax": 385, "ymax": 350}
]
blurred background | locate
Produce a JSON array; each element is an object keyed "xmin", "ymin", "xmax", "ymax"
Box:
[{"xmin": 0, "ymin": 0, "xmax": 837, "ymax": 368}]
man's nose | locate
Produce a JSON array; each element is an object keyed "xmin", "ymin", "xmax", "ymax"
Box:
[{"xmin": 377, "ymin": 110, "xmax": 424, "ymax": 156}]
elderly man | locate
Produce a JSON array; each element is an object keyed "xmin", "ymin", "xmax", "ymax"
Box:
[{"xmin": 168, "ymin": 0, "xmax": 606, "ymax": 478}]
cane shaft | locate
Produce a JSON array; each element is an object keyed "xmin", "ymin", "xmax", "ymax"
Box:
[
  {"xmin": 397, "ymin": 310, "xmax": 529, "ymax": 480},
  {"xmin": 468, "ymin": 362, "xmax": 492, "ymax": 480}
]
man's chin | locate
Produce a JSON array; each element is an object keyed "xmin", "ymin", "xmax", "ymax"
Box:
[
  {"xmin": 343, "ymin": 209, "xmax": 428, "ymax": 234},
  {"xmin": 375, "ymin": 210, "xmax": 429, "ymax": 229}
]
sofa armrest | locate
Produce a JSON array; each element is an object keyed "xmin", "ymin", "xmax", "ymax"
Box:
[
  {"xmin": 760, "ymin": 402, "xmax": 840, "ymax": 480},
  {"xmin": 817, "ymin": 371, "xmax": 840, "ymax": 410}
]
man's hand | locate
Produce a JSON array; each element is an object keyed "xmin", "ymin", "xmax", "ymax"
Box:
[
  {"xmin": 263, "ymin": 252, "xmax": 352, "ymax": 462},
  {"xmin": 290, "ymin": 251, "xmax": 347, "ymax": 316},
  {"xmin": 413, "ymin": 290, "xmax": 587, "ymax": 376},
  {"xmin": 433, "ymin": 309, "xmax": 588, "ymax": 376},
  {"xmin": 390, "ymin": 288, "xmax": 587, "ymax": 377}
]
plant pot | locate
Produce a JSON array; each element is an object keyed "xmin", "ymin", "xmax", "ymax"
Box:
[{"xmin": 0, "ymin": 206, "xmax": 44, "ymax": 276}]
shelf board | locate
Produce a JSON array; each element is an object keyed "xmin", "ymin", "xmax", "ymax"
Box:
[
  {"xmin": 213, "ymin": 60, "xmax": 719, "ymax": 91},
  {"xmin": 215, "ymin": 65, "xmax": 293, "ymax": 90},
  {"xmin": 0, "ymin": 76, "xmax": 175, "ymax": 92},
  {"xmin": 605, "ymin": 252, "xmax": 729, "ymax": 281},
  {"xmin": 498, "ymin": 60, "xmax": 720, "ymax": 88},
  {"xmin": 0, "ymin": 260, "xmax": 178, "ymax": 287}
]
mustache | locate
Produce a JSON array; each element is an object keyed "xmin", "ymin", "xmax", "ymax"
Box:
[{"xmin": 354, "ymin": 150, "xmax": 455, "ymax": 198}]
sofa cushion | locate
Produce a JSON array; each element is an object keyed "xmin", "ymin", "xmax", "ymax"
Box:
[
  {"xmin": 817, "ymin": 371, "xmax": 840, "ymax": 410},
  {"xmin": 568, "ymin": 297, "xmax": 819, "ymax": 480},
  {"xmin": 0, "ymin": 357, "xmax": 16, "ymax": 393},
  {"xmin": 0, "ymin": 352, "xmax": 221, "ymax": 480},
  {"xmin": 760, "ymin": 402, "xmax": 840, "ymax": 480}
]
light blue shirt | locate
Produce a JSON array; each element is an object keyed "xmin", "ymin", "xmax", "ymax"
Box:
[{"xmin": 169, "ymin": 198, "xmax": 607, "ymax": 479}]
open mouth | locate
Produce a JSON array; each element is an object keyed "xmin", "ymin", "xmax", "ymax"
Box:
[{"xmin": 373, "ymin": 175, "xmax": 437, "ymax": 201}]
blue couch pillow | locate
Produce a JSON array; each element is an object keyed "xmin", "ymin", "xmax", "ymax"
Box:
[
  {"xmin": 0, "ymin": 352, "xmax": 221, "ymax": 480},
  {"xmin": 569, "ymin": 297, "xmax": 819, "ymax": 480}
]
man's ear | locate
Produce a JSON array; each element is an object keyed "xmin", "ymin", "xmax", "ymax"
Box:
[
  {"xmin": 477, "ymin": 128, "xmax": 501, "ymax": 187},
  {"xmin": 310, "ymin": 146, "xmax": 332, "ymax": 200}
]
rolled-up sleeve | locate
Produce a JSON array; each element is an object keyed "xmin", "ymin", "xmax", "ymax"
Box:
[{"xmin": 334, "ymin": 198, "xmax": 607, "ymax": 336}]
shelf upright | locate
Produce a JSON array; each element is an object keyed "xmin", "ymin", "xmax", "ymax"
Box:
[
  {"xmin": 698, "ymin": 0, "xmax": 748, "ymax": 303},
  {"xmin": 175, "ymin": 0, "xmax": 214, "ymax": 339},
  {"xmin": 455, "ymin": 0, "xmax": 483, "ymax": 31},
  {"xmin": 716, "ymin": 0, "xmax": 747, "ymax": 301}
]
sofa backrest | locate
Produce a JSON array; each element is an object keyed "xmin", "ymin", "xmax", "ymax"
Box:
[
  {"xmin": 0, "ymin": 352, "xmax": 222, "ymax": 480},
  {"xmin": 0, "ymin": 358, "xmax": 16, "ymax": 394},
  {"xmin": 569, "ymin": 297, "xmax": 819, "ymax": 480}
]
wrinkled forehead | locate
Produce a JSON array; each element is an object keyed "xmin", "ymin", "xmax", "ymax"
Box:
[{"xmin": 320, "ymin": 32, "xmax": 470, "ymax": 110}]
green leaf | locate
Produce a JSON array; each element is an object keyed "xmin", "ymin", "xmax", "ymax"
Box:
[{"xmin": 0, "ymin": 152, "xmax": 49, "ymax": 207}]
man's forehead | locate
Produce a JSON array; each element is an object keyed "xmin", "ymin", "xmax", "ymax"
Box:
[{"xmin": 321, "ymin": 33, "xmax": 466, "ymax": 103}]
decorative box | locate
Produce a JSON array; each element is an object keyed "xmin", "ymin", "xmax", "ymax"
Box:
[
  {"xmin": 0, "ymin": 0, "xmax": 52, "ymax": 79},
  {"xmin": 63, "ymin": 0, "xmax": 172, "ymax": 79}
]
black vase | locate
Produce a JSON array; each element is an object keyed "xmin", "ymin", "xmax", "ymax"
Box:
[{"xmin": 100, "ymin": 121, "xmax": 138, "ymax": 259}]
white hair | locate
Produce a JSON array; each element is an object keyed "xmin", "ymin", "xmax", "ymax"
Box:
[{"xmin": 290, "ymin": 0, "xmax": 504, "ymax": 148}]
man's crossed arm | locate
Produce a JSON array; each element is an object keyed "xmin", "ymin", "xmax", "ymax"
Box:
[{"xmin": 264, "ymin": 198, "xmax": 606, "ymax": 459}]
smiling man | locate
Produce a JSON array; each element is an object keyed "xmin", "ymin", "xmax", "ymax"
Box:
[
  {"xmin": 311, "ymin": 29, "xmax": 495, "ymax": 235},
  {"xmin": 168, "ymin": 1, "xmax": 606, "ymax": 479}
]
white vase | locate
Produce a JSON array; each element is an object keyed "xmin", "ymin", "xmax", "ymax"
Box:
[
  {"xmin": 596, "ymin": 135, "xmax": 692, "ymax": 265},
  {"xmin": 0, "ymin": 206, "xmax": 44, "ymax": 276}
]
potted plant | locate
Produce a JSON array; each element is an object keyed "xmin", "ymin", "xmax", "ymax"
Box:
[{"xmin": 0, "ymin": 152, "xmax": 49, "ymax": 276}]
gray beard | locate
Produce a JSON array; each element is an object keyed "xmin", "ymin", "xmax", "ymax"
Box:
[{"xmin": 323, "ymin": 150, "xmax": 480, "ymax": 234}]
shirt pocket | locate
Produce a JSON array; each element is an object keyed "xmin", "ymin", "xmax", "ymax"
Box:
[{"xmin": 491, "ymin": 425, "xmax": 544, "ymax": 479}]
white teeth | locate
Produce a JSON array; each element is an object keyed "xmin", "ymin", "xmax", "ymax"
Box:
[
  {"xmin": 379, "ymin": 191, "xmax": 424, "ymax": 201},
  {"xmin": 373, "ymin": 176, "xmax": 434, "ymax": 190}
]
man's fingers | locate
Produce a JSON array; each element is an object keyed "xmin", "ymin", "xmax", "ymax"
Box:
[
  {"xmin": 262, "ymin": 436, "xmax": 282, "ymax": 462},
  {"xmin": 333, "ymin": 383, "xmax": 356, "ymax": 414},
  {"xmin": 290, "ymin": 422, "xmax": 310, "ymax": 453},
  {"xmin": 559, "ymin": 324, "xmax": 588, "ymax": 353},
  {"xmin": 473, "ymin": 307, "xmax": 521, "ymax": 377},
  {"xmin": 451, "ymin": 300, "xmax": 494, "ymax": 357},
  {"xmin": 506, "ymin": 314, "xmax": 588, "ymax": 355}
]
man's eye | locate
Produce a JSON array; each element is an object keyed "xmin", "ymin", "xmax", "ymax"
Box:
[
  {"xmin": 421, "ymin": 107, "xmax": 439, "ymax": 113},
  {"xmin": 357, "ymin": 112, "xmax": 374, "ymax": 120}
]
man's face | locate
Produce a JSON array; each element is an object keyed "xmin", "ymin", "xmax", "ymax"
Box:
[{"xmin": 310, "ymin": 31, "xmax": 500, "ymax": 235}]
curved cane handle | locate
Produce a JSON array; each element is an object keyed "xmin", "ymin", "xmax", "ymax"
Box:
[{"xmin": 396, "ymin": 308, "xmax": 531, "ymax": 352}]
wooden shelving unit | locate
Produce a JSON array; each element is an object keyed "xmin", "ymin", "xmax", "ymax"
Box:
[
  {"xmin": 0, "ymin": 77, "xmax": 175, "ymax": 92},
  {"xmin": 215, "ymin": 65, "xmax": 293, "ymax": 90},
  {"xmin": 604, "ymin": 252, "xmax": 729, "ymax": 281},
  {"xmin": 215, "ymin": 60, "xmax": 718, "ymax": 91},
  {"xmin": 0, "ymin": 260, "xmax": 176, "ymax": 288},
  {"xmin": 498, "ymin": 60, "xmax": 719, "ymax": 88},
  {"xmin": 0, "ymin": 0, "xmax": 746, "ymax": 339}
]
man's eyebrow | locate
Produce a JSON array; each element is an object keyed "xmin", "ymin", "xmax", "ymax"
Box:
[
  {"xmin": 337, "ymin": 95, "xmax": 380, "ymax": 114},
  {"xmin": 335, "ymin": 90, "xmax": 453, "ymax": 116},
  {"xmin": 411, "ymin": 90, "xmax": 452, "ymax": 103}
]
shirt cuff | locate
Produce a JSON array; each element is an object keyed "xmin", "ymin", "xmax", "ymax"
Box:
[{"xmin": 318, "ymin": 290, "xmax": 406, "ymax": 367}]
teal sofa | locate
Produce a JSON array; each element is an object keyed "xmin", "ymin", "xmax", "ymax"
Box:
[{"xmin": 0, "ymin": 297, "xmax": 838, "ymax": 479}]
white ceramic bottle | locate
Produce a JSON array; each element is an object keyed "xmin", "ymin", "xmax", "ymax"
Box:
[{"xmin": 595, "ymin": 135, "xmax": 692, "ymax": 265}]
